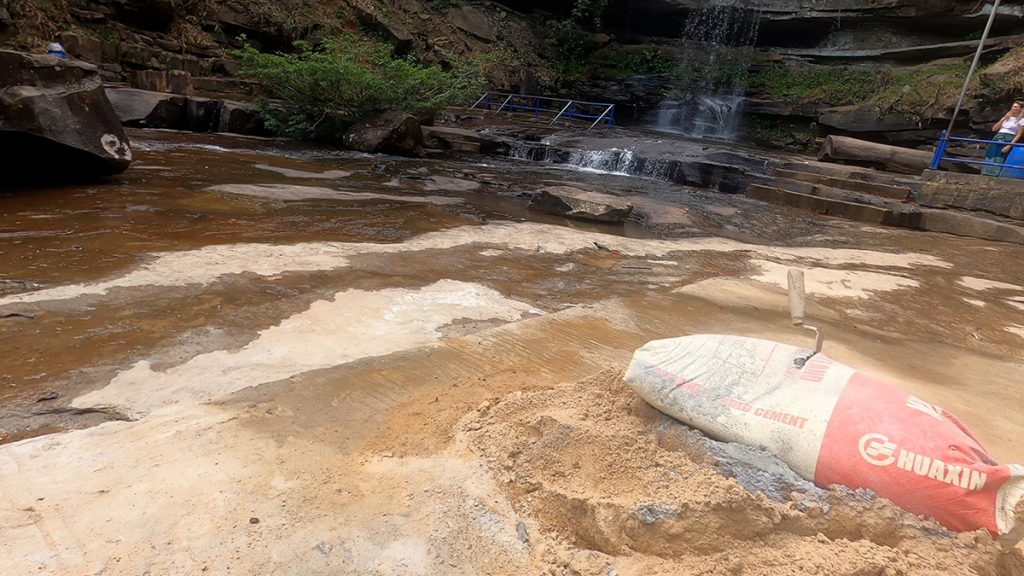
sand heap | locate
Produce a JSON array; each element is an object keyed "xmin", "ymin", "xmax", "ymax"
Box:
[{"xmin": 458, "ymin": 369, "xmax": 1024, "ymax": 576}]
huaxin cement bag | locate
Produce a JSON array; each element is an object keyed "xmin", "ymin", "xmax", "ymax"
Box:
[{"xmin": 624, "ymin": 334, "xmax": 1024, "ymax": 544}]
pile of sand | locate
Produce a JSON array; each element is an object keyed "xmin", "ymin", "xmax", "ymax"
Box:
[{"xmin": 457, "ymin": 369, "xmax": 1024, "ymax": 575}]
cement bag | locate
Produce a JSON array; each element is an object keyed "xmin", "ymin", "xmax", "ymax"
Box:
[{"xmin": 624, "ymin": 334, "xmax": 1024, "ymax": 544}]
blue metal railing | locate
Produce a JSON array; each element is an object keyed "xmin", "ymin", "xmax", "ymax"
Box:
[
  {"xmin": 469, "ymin": 92, "xmax": 615, "ymax": 132},
  {"xmin": 929, "ymin": 130, "xmax": 1024, "ymax": 172}
]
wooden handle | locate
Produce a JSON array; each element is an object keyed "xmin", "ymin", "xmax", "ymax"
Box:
[{"xmin": 788, "ymin": 269, "xmax": 806, "ymax": 325}]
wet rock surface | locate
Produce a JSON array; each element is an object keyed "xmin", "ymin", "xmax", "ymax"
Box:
[
  {"xmin": 1, "ymin": 129, "xmax": 1023, "ymax": 574},
  {"xmin": 0, "ymin": 50, "xmax": 132, "ymax": 182},
  {"xmin": 528, "ymin": 185, "xmax": 634, "ymax": 222},
  {"xmin": 343, "ymin": 110, "xmax": 424, "ymax": 157}
]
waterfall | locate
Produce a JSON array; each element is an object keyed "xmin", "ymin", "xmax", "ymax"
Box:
[
  {"xmin": 648, "ymin": 4, "xmax": 761, "ymax": 141},
  {"xmin": 505, "ymin": 142, "xmax": 678, "ymax": 182}
]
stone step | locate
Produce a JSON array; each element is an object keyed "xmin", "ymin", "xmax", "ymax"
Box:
[
  {"xmin": 766, "ymin": 177, "xmax": 905, "ymax": 207},
  {"xmin": 919, "ymin": 170, "xmax": 1024, "ymax": 221},
  {"xmin": 746, "ymin": 183, "xmax": 1024, "ymax": 245},
  {"xmin": 775, "ymin": 160, "xmax": 915, "ymax": 189},
  {"xmin": 771, "ymin": 169, "xmax": 912, "ymax": 201},
  {"xmin": 914, "ymin": 209, "xmax": 1024, "ymax": 245},
  {"xmin": 746, "ymin": 184, "xmax": 908, "ymax": 226}
]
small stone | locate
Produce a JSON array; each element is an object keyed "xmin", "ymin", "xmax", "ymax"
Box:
[
  {"xmin": 314, "ymin": 541, "xmax": 333, "ymax": 556},
  {"xmin": 956, "ymin": 531, "xmax": 976, "ymax": 547},
  {"xmin": 815, "ymin": 532, "xmax": 829, "ymax": 544},
  {"xmin": 516, "ymin": 521, "xmax": 528, "ymax": 543},
  {"xmin": 36, "ymin": 391, "xmax": 59, "ymax": 402},
  {"xmin": 249, "ymin": 517, "xmax": 260, "ymax": 524}
]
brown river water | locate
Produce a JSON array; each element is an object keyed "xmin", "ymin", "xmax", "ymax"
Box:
[
  {"xmin": 1, "ymin": 127, "xmax": 1022, "ymax": 446},
  {"xmin": 1, "ymin": 128, "xmax": 1023, "ymax": 574}
]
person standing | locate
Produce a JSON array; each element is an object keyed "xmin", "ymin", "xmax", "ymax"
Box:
[{"xmin": 982, "ymin": 101, "xmax": 1022, "ymax": 176}]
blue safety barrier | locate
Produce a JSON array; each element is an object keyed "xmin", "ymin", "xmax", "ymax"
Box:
[
  {"xmin": 469, "ymin": 92, "xmax": 615, "ymax": 131},
  {"xmin": 929, "ymin": 130, "xmax": 1024, "ymax": 172}
]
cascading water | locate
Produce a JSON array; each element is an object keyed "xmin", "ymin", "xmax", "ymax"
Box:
[
  {"xmin": 648, "ymin": 4, "xmax": 761, "ymax": 141},
  {"xmin": 505, "ymin": 141, "xmax": 679, "ymax": 182}
]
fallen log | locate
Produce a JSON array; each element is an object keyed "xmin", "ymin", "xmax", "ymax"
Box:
[{"xmin": 818, "ymin": 135, "xmax": 966, "ymax": 175}]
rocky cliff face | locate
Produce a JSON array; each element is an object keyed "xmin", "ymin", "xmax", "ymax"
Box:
[
  {"xmin": 584, "ymin": 0, "xmax": 1024, "ymax": 148},
  {"xmin": 0, "ymin": 0, "xmax": 546, "ymax": 100},
  {"xmin": 3, "ymin": 0, "xmax": 1022, "ymax": 149}
]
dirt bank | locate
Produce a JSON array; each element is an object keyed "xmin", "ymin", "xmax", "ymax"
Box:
[{"xmin": 457, "ymin": 369, "xmax": 1024, "ymax": 575}]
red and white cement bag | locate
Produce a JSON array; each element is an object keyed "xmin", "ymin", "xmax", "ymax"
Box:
[{"xmin": 624, "ymin": 334, "xmax": 1024, "ymax": 544}]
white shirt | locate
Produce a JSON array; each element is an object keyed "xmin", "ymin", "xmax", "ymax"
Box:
[{"xmin": 998, "ymin": 116, "xmax": 1021, "ymax": 135}]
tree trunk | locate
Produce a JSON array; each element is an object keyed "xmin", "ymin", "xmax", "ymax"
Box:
[{"xmin": 817, "ymin": 135, "xmax": 968, "ymax": 175}]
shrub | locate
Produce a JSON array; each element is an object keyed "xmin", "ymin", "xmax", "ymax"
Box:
[
  {"xmin": 585, "ymin": 45, "xmax": 675, "ymax": 78},
  {"xmin": 235, "ymin": 36, "xmax": 485, "ymax": 141}
]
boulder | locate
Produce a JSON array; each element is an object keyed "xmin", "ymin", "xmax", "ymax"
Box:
[
  {"xmin": 352, "ymin": 5, "xmax": 415, "ymax": 56},
  {"xmin": 56, "ymin": 31, "xmax": 103, "ymax": 64},
  {"xmin": 422, "ymin": 126, "xmax": 504, "ymax": 153},
  {"xmin": 528, "ymin": 186, "xmax": 634, "ymax": 223},
  {"xmin": 342, "ymin": 111, "xmax": 424, "ymax": 157},
  {"xmin": 217, "ymin": 101, "xmax": 267, "ymax": 135},
  {"xmin": 449, "ymin": 6, "xmax": 497, "ymax": 42},
  {"xmin": 185, "ymin": 97, "xmax": 220, "ymax": 132},
  {"xmin": 129, "ymin": 69, "xmax": 193, "ymax": 95},
  {"xmin": 106, "ymin": 87, "xmax": 186, "ymax": 128},
  {"xmin": 0, "ymin": 50, "xmax": 132, "ymax": 182},
  {"xmin": 106, "ymin": 87, "xmax": 268, "ymax": 136}
]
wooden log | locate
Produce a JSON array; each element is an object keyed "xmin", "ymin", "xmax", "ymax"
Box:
[{"xmin": 817, "ymin": 135, "xmax": 966, "ymax": 175}]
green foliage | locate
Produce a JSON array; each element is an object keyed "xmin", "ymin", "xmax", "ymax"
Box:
[
  {"xmin": 748, "ymin": 61, "xmax": 969, "ymax": 119},
  {"xmin": 543, "ymin": 20, "xmax": 591, "ymax": 89},
  {"xmin": 568, "ymin": 0, "xmax": 608, "ymax": 30},
  {"xmin": 877, "ymin": 61, "xmax": 968, "ymax": 115},
  {"xmin": 235, "ymin": 36, "xmax": 485, "ymax": 141},
  {"xmin": 246, "ymin": 0, "xmax": 320, "ymax": 35},
  {"xmin": 632, "ymin": 48, "xmax": 674, "ymax": 74},
  {"xmin": 586, "ymin": 46, "xmax": 674, "ymax": 78},
  {"xmin": 749, "ymin": 116, "xmax": 819, "ymax": 151},
  {"xmin": 747, "ymin": 64, "xmax": 879, "ymax": 105},
  {"xmin": 541, "ymin": 0, "xmax": 610, "ymax": 91}
]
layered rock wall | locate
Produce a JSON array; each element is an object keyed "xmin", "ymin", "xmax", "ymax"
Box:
[{"xmin": 3, "ymin": 0, "xmax": 1022, "ymax": 148}]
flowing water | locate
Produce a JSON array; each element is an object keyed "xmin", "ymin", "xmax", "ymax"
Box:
[
  {"xmin": 2, "ymin": 129, "xmax": 1024, "ymax": 573},
  {"xmin": 648, "ymin": 4, "xmax": 762, "ymax": 140},
  {"xmin": 0, "ymin": 128, "xmax": 816, "ymax": 430}
]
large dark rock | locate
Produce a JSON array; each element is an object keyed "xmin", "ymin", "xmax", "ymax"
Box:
[
  {"xmin": 817, "ymin": 104, "xmax": 922, "ymax": 132},
  {"xmin": 342, "ymin": 111, "xmax": 424, "ymax": 157},
  {"xmin": 422, "ymin": 126, "xmax": 505, "ymax": 153},
  {"xmin": 106, "ymin": 87, "xmax": 187, "ymax": 128},
  {"xmin": 0, "ymin": 50, "xmax": 132, "ymax": 182},
  {"xmin": 217, "ymin": 101, "xmax": 267, "ymax": 135},
  {"xmin": 106, "ymin": 87, "xmax": 267, "ymax": 136},
  {"xmin": 528, "ymin": 186, "xmax": 634, "ymax": 223}
]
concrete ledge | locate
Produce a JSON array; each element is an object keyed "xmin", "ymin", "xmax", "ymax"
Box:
[
  {"xmin": 746, "ymin": 184, "xmax": 893, "ymax": 225},
  {"xmin": 915, "ymin": 209, "xmax": 1024, "ymax": 245},
  {"xmin": 919, "ymin": 170, "xmax": 1024, "ymax": 221}
]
